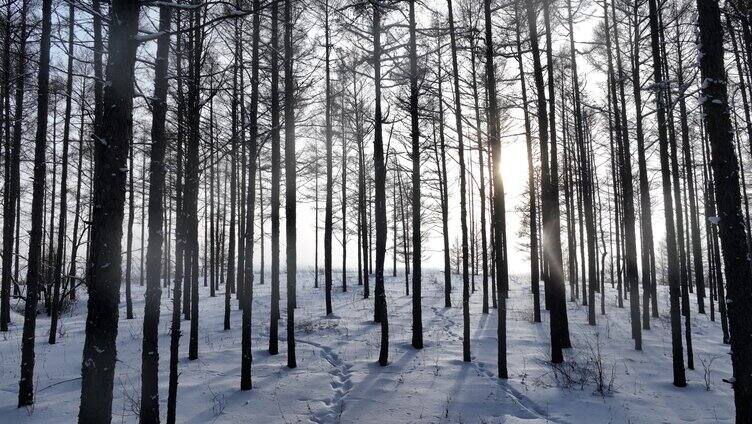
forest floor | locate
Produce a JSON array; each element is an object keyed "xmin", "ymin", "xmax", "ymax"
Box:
[{"xmin": 0, "ymin": 271, "xmax": 735, "ymax": 423}]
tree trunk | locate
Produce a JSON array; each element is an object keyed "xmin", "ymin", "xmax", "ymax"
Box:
[
  {"xmin": 341, "ymin": 90, "xmax": 348, "ymax": 293},
  {"xmin": 126, "ymin": 142, "xmax": 135, "ymax": 319},
  {"xmin": 242, "ymin": 0, "xmax": 261, "ymax": 388},
  {"xmin": 0, "ymin": 0, "xmax": 25, "ymax": 332},
  {"xmin": 435, "ymin": 38, "xmax": 451, "ymax": 308},
  {"xmin": 167, "ymin": 15, "xmax": 186, "ymax": 423},
  {"xmin": 270, "ymin": 0, "xmax": 282, "ymax": 356},
  {"xmin": 17, "ymin": 0, "xmax": 52, "ymax": 407},
  {"xmin": 372, "ymin": 1, "xmax": 389, "ymax": 366},
  {"xmin": 609, "ymin": 0, "xmax": 641, "ymax": 349},
  {"xmin": 77, "ymin": 0, "xmax": 141, "ymax": 419},
  {"xmin": 284, "ymin": 0, "xmax": 297, "ymax": 368},
  {"xmin": 139, "ymin": 4, "xmax": 171, "ymax": 421},
  {"xmin": 514, "ymin": 4, "xmax": 539, "ymax": 322},
  {"xmin": 448, "ymin": 0, "xmax": 470, "ymax": 363},
  {"xmin": 49, "ymin": 2, "xmax": 76, "ymax": 343},
  {"xmin": 408, "ymin": 0, "xmax": 422, "ymax": 350},
  {"xmin": 647, "ymin": 0, "xmax": 686, "ymax": 387},
  {"xmin": 697, "ymin": 0, "xmax": 752, "ymax": 418},
  {"xmin": 485, "ymin": 0, "xmax": 506, "ymax": 378},
  {"xmin": 324, "ymin": 0, "xmax": 334, "ymax": 315},
  {"xmin": 186, "ymin": 0, "xmax": 204, "ymax": 361}
]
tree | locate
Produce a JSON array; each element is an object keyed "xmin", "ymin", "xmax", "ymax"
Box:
[
  {"xmin": 484, "ymin": 0, "xmax": 506, "ymax": 378},
  {"xmin": 608, "ymin": 0, "xmax": 641, "ymax": 350},
  {"xmin": 242, "ymin": 0, "xmax": 262, "ymax": 389},
  {"xmin": 186, "ymin": 0, "xmax": 205, "ymax": 362},
  {"xmin": 697, "ymin": 0, "xmax": 752, "ymax": 418},
  {"xmin": 270, "ymin": 0, "xmax": 282, "ymax": 358},
  {"xmin": 18, "ymin": 0, "xmax": 52, "ymax": 408},
  {"xmin": 284, "ymin": 0, "xmax": 297, "ymax": 369},
  {"xmin": 513, "ymin": 0, "xmax": 539, "ymax": 322},
  {"xmin": 324, "ymin": 0, "xmax": 334, "ymax": 316},
  {"xmin": 372, "ymin": 0, "xmax": 389, "ymax": 366},
  {"xmin": 647, "ymin": 0, "xmax": 685, "ymax": 387},
  {"xmin": 408, "ymin": 0, "xmax": 423, "ymax": 350},
  {"xmin": 448, "ymin": 0, "xmax": 470, "ymax": 362},
  {"xmin": 167, "ymin": 12, "xmax": 187, "ymax": 422},
  {"xmin": 78, "ymin": 0, "xmax": 141, "ymax": 420},
  {"xmin": 0, "ymin": 0, "xmax": 27, "ymax": 332},
  {"xmin": 48, "ymin": 0, "xmax": 76, "ymax": 345},
  {"xmin": 139, "ymin": 2, "xmax": 172, "ymax": 421}
]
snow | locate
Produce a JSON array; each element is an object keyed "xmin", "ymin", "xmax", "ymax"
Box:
[{"xmin": 0, "ymin": 272, "xmax": 735, "ymax": 423}]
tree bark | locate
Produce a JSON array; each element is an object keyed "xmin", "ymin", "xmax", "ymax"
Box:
[
  {"xmin": 18, "ymin": 0, "xmax": 52, "ymax": 407},
  {"xmin": 139, "ymin": 4, "xmax": 171, "ymax": 422},
  {"xmin": 77, "ymin": 0, "xmax": 141, "ymax": 419},
  {"xmin": 284, "ymin": 0, "xmax": 297, "ymax": 368},
  {"xmin": 485, "ymin": 0, "xmax": 506, "ymax": 378},
  {"xmin": 697, "ymin": 0, "xmax": 752, "ymax": 418},
  {"xmin": 408, "ymin": 0, "xmax": 422, "ymax": 350},
  {"xmin": 372, "ymin": 1, "xmax": 389, "ymax": 366},
  {"xmin": 49, "ymin": 1, "xmax": 76, "ymax": 343},
  {"xmin": 647, "ymin": 0, "xmax": 686, "ymax": 387}
]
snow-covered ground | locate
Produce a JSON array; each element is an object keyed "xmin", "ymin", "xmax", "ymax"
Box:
[{"xmin": 0, "ymin": 271, "xmax": 735, "ymax": 423}]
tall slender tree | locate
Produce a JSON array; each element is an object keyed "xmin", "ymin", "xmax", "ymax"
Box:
[
  {"xmin": 324, "ymin": 0, "xmax": 334, "ymax": 315},
  {"xmin": 49, "ymin": 0, "xmax": 76, "ymax": 344},
  {"xmin": 448, "ymin": 0, "xmax": 470, "ymax": 363},
  {"xmin": 485, "ymin": 0, "xmax": 507, "ymax": 378},
  {"xmin": 18, "ymin": 0, "xmax": 52, "ymax": 407},
  {"xmin": 139, "ymin": 3, "xmax": 171, "ymax": 421},
  {"xmin": 78, "ymin": 0, "xmax": 141, "ymax": 419},
  {"xmin": 697, "ymin": 0, "xmax": 752, "ymax": 418},
  {"xmin": 372, "ymin": 0, "xmax": 389, "ymax": 366},
  {"xmin": 284, "ymin": 0, "xmax": 297, "ymax": 369},
  {"xmin": 408, "ymin": 0, "xmax": 423, "ymax": 350},
  {"xmin": 647, "ymin": 0, "xmax": 685, "ymax": 387}
]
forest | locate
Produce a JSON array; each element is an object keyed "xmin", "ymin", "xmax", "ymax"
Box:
[{"xmin": 0, "ymin": 0, "xmax": 750, "ymax": 422}]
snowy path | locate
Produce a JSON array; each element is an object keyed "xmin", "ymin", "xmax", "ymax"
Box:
[{"xmin": 0, "ymin": 271, "xmax": 736, "ymax": 423}]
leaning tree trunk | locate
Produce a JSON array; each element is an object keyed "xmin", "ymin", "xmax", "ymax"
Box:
[
  {"xmin": 697, "ymin": 0, "xmax": 752, "ymax": 418},
  {"xmin": 78, "ymin": 0, "xmax": 141, "ymax": 420}
]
